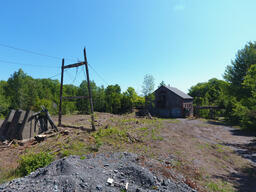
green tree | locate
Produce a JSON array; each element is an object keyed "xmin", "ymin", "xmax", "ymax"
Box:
[
  {"xmin": 234, "ymin": 64, "xmax": 256, "ymax": 128},
  {"xmin": 93, "ymin": 85, "xmax": 106, "ymax": 112},
  {"xmin": 0, "ymin": 81, "xmax": 9, "ymax": 116},
  {"xmin": 4, "ymin": 69, "xmax": 27, "ymax": 109},
  {"xmin": 21, "ymin": 77, "xmax": 39, "ymax": 110},
  {"xmin": 125, "ymin": 87, "xmax": 137, "ymax": 105},
  {"xmin": 105, "ymin": 84, "xmax": 122, "ymax": 114},
  {"xmin": 142, "ymin": 74, "xmax": 155, "ymax": 96},
  {"xmin": 142, "ymin": 74, "xmax": 155, "ymax": 110},
  {"xmin": 243, "ymin": 64, "xmax": 256, "ymax": 91},
  {"xmin": 76, "ymin": 80, "xmax": 107, "ymax": 114},
  {"xmin": 159, "ymin": 81, "xmax": 166, "ymax": 87},
  {"xmin": 35, "ymin": 78, "xmax": 60, "ymax": 114},
  {"xmin": 76, "ymin": 81, "xmax": 90, "ymax": 114},
  {"xmin": 224, "ymin": 41, "xmax": 256, "ymax": 99},
  {"xmin": 189, "ymin": 78, "xmax": 228, "ymax": 118},
  {"xmin": 223, "ymin": 42, "xmax": 256, "ymax": 128},
  {"xmin": 121, "ymin": 87, "xmax": 137, "ymax": 113}
]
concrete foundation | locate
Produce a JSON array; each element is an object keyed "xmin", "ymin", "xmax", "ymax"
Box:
[{"xmin": 0, "ymin": 110, "xmax": 43, "ymax": 141}]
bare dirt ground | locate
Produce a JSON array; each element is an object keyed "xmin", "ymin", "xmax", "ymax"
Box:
[
  {"xmin": 158, "ymin": 118, "xmax": 256, "ymax": 192},
  {"xmin": 0, "ymin": 113, "xmax": 255, "ymax": 191}
]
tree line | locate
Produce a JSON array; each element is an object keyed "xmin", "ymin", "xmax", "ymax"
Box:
[
  {"xmin": 189, "ymin": 41, "xmax": 256, "ymax": 130},
  {"xmin": 0, "ymin": 69, "xmax": 145, "ymax": 117}
]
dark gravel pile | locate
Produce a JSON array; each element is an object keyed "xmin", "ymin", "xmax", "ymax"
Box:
[{"xmin": 0, "ymin": 152, "xmax": 196, "ymax": 192}]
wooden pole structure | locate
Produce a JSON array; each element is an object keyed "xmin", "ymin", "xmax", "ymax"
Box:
[
  {"xmin": 83, "ymin": 48, "xmax": 95, "ymax": 131},
  {"xmin": 58, "ymin": 58, "xmax": 64, "ymax": 126}
]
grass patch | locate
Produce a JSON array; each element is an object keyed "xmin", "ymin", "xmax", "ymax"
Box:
[
  {"xmin": 0, "ymin": 168, "xmax": 17, "ymax": 184},
  {"xmin": 139, "ymin": 127, "xmax": 148, "ymax": 131},
  {"xmin": 151, "ymin": 128, "xmax": 163, "ymax": 141},
  {"xmin": 90, "ymin": 126, "xmax": 129, "ymax": 151},
  {"xmin": 94, "ymin": 126, "xmax": 127, "ymax": 138},
  {"xmin": 59, "ymin": 140, "xmax": 88, "ymax": 158},
  {"xmin": 199, "ymin": 118, "xmax": 208, "ymax": 122},
  {"xmin": 213, "ymin": 144, "xmax": 226, "ymax": 153},
  {"xmin": 206, "ymin": 180, "xmax": 234, "ymax": 192},
  {"xmin": 167, "ymin": 119, "xmax": 181, "ymax": 123},
  {"xmin": 119, "ymin": 118, "xmax": 138, "ymax": 124},
  {"xmin": 171, "ymin": 159, "xmax": 183, "ymax": 168},
  {"xmin": 197, "ymin": 143, "xmax": 211, "ymax": 150}
]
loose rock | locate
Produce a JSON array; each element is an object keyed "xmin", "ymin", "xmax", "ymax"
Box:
[{"xmin": 0, "ymin": 152, "xmax": 196, "ymax": 192}]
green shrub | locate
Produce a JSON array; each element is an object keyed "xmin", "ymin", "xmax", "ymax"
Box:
[{"xmin": 16, "ymin": 152, "xmax": 54, "ymax": 176}]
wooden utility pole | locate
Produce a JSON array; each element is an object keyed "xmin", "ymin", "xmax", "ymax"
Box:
[
  {"xmin": 84, "ymin": 48, "xmax": 95, "ymax": 131},
  {"xmin": 58, "ymin": 48, "xmax": 95, "ymax": 131},
  {"xmin": 58, "ymin": 58, "xmax": 64, "ymax": 126}
]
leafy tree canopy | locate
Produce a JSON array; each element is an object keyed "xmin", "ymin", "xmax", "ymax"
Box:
[
  {"xmin": 224, "ymin": 41, "xmax": 256, "ymax": 98},
  {"xmin": 142, "ymin": 74, "xmax": 154, "ymax": 96}
]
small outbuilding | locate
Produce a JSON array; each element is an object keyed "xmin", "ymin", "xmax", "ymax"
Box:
[{"xmin": 150, "ymin": 85, "xmax": 193, "ymax": 118}]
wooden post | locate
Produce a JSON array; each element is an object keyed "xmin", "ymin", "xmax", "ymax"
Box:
[
  {"xmin": 83, "ymin": 48, "xmax": 95, "ymax": 131},
  {"xmin": 58, "ymin": 58, "xmax": 64, "ymax": 126}
]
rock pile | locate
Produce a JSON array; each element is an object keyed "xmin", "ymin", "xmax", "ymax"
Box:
[{"xmin": 0, "ymin": 152, "xmax": 196, "ymax": 192}]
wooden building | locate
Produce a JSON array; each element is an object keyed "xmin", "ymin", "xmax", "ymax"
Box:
[{"xmin": 150, "ymin": 85, "xmax": 193, "ymax": 118}]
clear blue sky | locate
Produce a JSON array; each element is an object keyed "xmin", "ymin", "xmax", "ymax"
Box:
[{"xmin": 0, "ymin": 0, "xmax": 256, "ymax": 94}]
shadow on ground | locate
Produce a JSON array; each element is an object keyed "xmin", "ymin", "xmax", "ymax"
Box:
[
  {"xmin": 220, "ymin": 130, "xmax": 256, "ymax": 192},
  {"xmin": 231, "ymin": 165, "xmax": 256, "ymax": 192},
  {"xmin": 205, "ymin": 120, "xmax": 256, "ymax": 191},
  {"xmin": 229, "ymin": 129, "xmax": 256, "ymax": 137},
  {"xmin": 206, "ymin": 120, "xmax": 229, "ymax": 126},
  {"xmin": 206, "ymin": 120, "xmax": 256, "ymax": 137},
  {"xmin": 222, "ymin": 139, "xmax": 256, "ymax": 164},
  {"xmin": 60, "ymin": 124, "xmax": 93, "ymax": 132},
  {"xmin": 213, "ymin": 165, "xmax": 256, "ymax": 192}
]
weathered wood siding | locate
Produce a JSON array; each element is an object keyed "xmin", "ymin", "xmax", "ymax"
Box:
[{"xmin": 151, "ymin": 86, "xmax": 193, "ymax": 118}]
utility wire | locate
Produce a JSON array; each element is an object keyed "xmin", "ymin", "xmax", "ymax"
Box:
[
  {"xmin": 88, "ymin": 63, "xmax": 108, "ymax": 86},
  {"xmin": 65, "ymin": 70, "xmax": 77, "ymax": 82},
  {"xmin": 0, "ymin": 43, "xmax": 62, "ymax": 60},
  {"xmin": 0, "ymin": 42, "xmax": 109, "ymax": 85},
  {"xmin": 47, "ymin": 73, "xmax": 61, "ymax": 79},
  {"xmin": 0, "ymin": 42, "xmax": 77, "ymax": 62},
  {"xmin": 0, "ymin": 58, "xmax": 60, "ymax": 68},
  {"xmin": 72, "ymin": 67, "xmax": 81, "ymax": 84}
]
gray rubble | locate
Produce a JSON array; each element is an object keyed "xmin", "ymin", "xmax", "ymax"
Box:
[{"xmin": 0, "ymin": 152, "xmax": 196, "ymax": 192}]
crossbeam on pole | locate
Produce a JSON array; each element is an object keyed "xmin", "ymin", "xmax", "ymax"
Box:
[{"xmin": 63, "ymin": 62, "xmax": 85, "ymax": 69}]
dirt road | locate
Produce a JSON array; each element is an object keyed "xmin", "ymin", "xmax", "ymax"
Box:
[
  {"xmin": 173, "ymin": 119, "xmax": 256, "ymax": 165},
  {"xmin": 158, "ymin": 118, "xmax": 256, "ymax": 192}
]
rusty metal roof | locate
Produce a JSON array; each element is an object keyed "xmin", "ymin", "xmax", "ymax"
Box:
[{"xmin": 163, "ymin": 85, "xmax": 193, "ymax": 99}]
